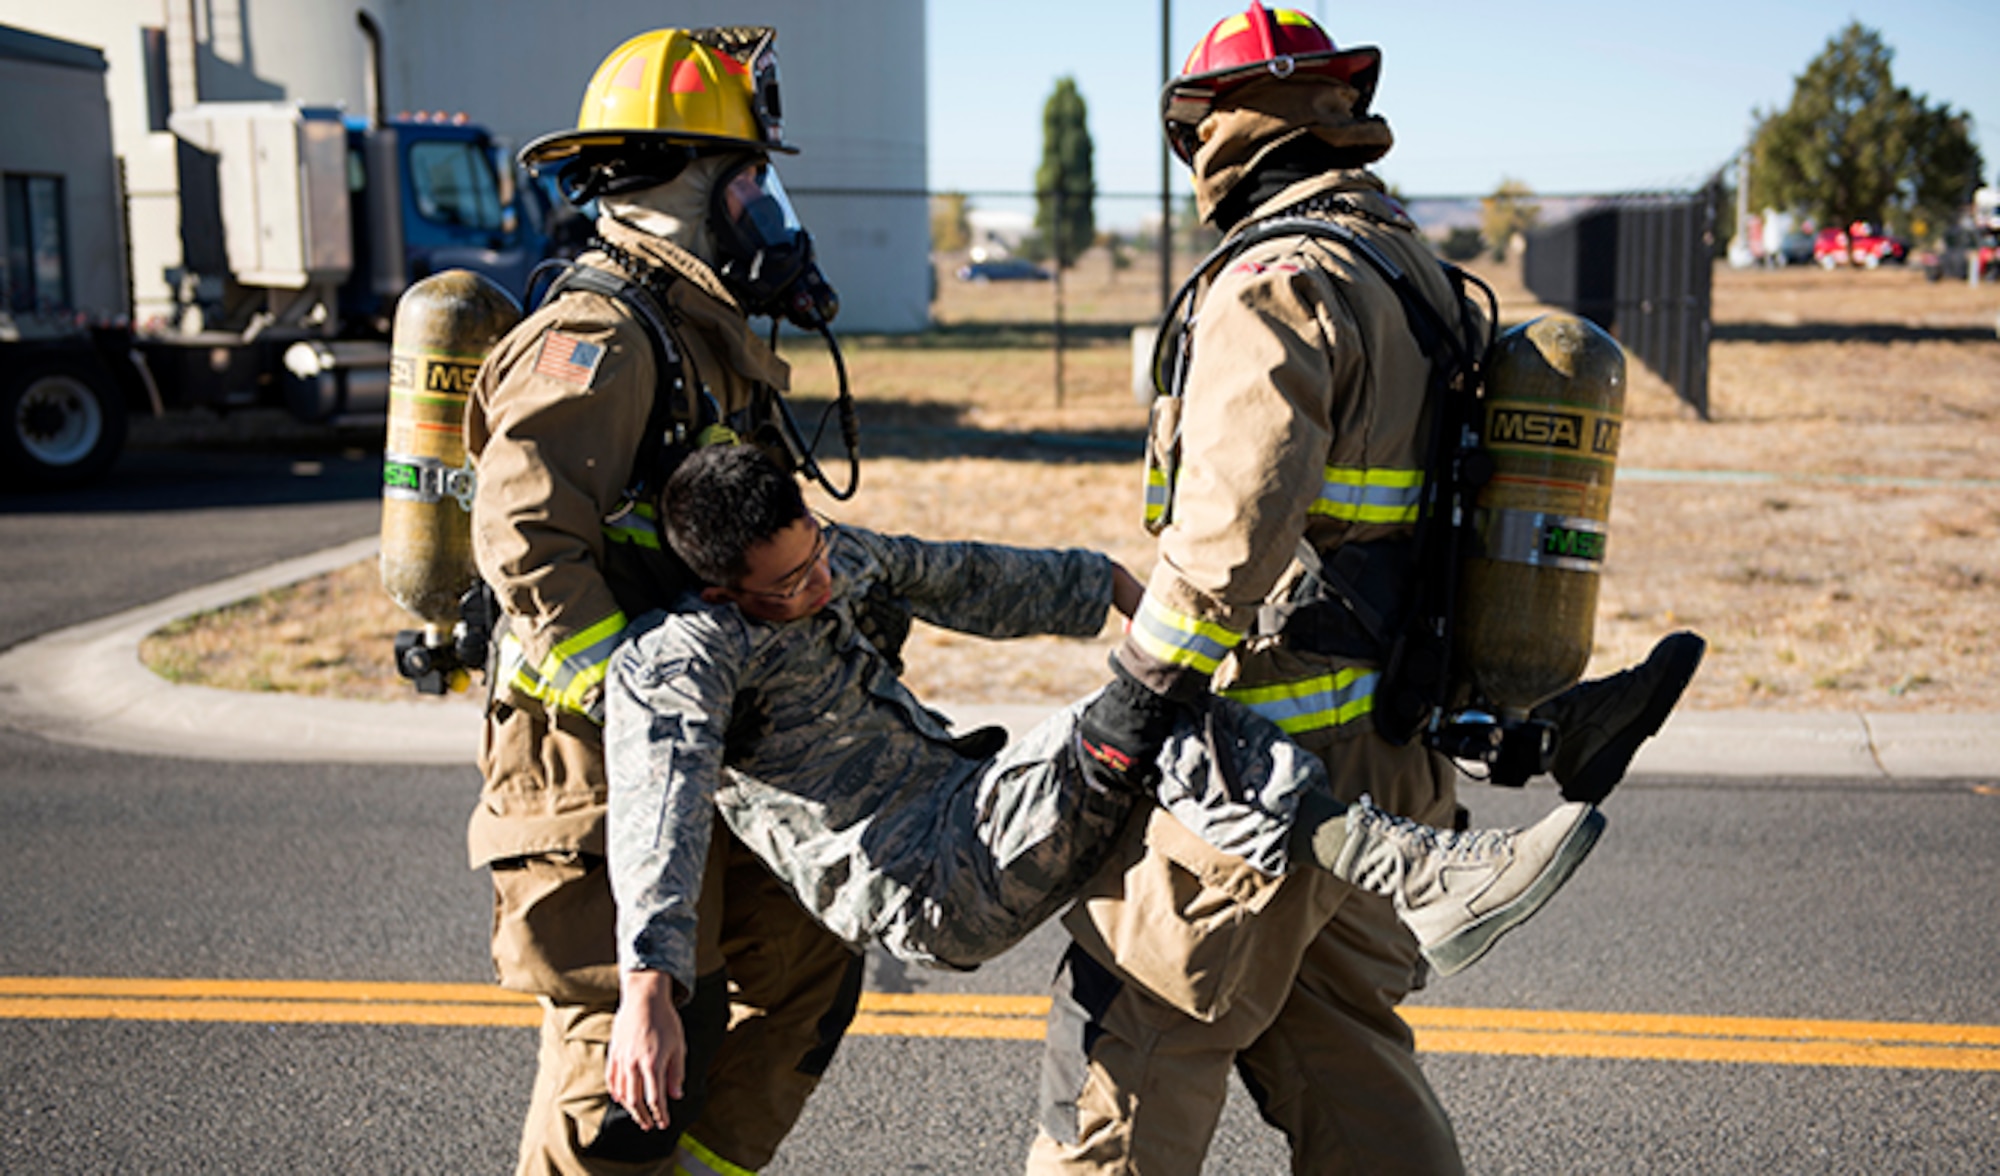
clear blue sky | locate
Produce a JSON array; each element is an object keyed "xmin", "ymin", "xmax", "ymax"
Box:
[{"xmin": 927, "ymin": 1, "xmax": 2000, "ymax": 226}]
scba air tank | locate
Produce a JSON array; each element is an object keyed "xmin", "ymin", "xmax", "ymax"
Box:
[
  {"xmin": 379, "ymin": 270, "xmax": 521, "ymax": 635},
  {"xmin": 1456, "ymin": 313, "xmax": 1625, "ymax": 716}
]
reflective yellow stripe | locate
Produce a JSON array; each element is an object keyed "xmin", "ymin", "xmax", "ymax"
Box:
[
  {"xmin": 603, "ymin": 500, "xmax": 662, "ymax": 550},
  {"xmin": 1128, "ymin": 594, "xmax": 1242, "ymax": 675},
  {"xmin": 673, "ymin": 1133, "xmax": 757, "ymax": 1176},
  {"xmin": 1143, "ymin": 465, "xmax": 1171, "ymax": 526},
  {"xmin": 495, "ymin": 632, "xmax": 543, "ymax": 701},
  {"xmin": 534, "ymin": 612, "xmax": 627, "ymax": 716},
  {"xmin": 1221, "ymin": 668, "xmax": 1378, "ymax": 735},
  {"xmin": 1310, "ymin": 466, "xmax": 1423, "ymax": 524}
]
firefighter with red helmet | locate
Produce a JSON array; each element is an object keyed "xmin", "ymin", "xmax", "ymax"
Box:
[
  {"xmin": 1030, "ymin": 6, "xmax": 1704, "ymax": 1171},
  {"xmin": 468, "ymin": 28, "xmax": 858, "ymax": 1176}
]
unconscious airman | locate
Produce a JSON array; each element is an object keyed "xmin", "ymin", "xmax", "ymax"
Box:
[{"xmin": 600, "ymin": 444, "xmax": 1605, "ymax": 1128}]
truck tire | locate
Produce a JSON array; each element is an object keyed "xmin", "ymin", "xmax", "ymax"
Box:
[{"xmin": 2, "ymin": 356, "xmax": 129, "ymax": 489}]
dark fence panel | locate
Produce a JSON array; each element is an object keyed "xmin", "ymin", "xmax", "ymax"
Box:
[{"xmin": 1522, "ymin": 185, "xmax": 1717, "ymax": 419}]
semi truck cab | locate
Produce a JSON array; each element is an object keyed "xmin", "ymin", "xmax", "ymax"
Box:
[{"xmin": 1, "ymin": 22, "xmax": 563, "ymax": 489}]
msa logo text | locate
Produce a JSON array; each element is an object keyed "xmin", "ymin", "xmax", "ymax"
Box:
[{"xmin": 1489, "ymin": 408, "xmax": 1619, "ymax": 455}]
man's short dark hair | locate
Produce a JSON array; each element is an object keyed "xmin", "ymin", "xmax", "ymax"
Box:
[{"xmin": 662, "ymin": 444, "xmax": 808, "ymax": 586}]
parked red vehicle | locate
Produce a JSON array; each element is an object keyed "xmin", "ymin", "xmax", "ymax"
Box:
[{"xmin": 1814, "ymin": 221, "xmax": 1908, "ymax": 268}]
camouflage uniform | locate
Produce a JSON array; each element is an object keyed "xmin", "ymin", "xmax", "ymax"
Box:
[
  {"xmin": 605, "ymin": 527, "xmax": 1334, "ymax": 989},
  {"xmin": 468, "ymin": 215, "xmax": 861, "ymax": 1176},
  {"xmin": 1029, "ymin": 126, "xmax": 1478, "ymax": 1176}
]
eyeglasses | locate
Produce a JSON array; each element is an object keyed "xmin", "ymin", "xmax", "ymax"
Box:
[{"xmin": 734, "ymin": 516, "xmax": 835, "ymax": 603}]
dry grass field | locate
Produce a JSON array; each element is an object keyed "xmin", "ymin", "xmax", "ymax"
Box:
[{"xmin": 141, "ymin": 246, "xmax": 2000, "ymax": 714}]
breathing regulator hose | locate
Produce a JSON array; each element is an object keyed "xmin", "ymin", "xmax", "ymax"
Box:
[{"xmin": 770, "ymin": 320, "xmax": 861, "ymax": 502}]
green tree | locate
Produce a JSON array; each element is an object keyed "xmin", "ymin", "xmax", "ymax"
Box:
[
  {"xmin": 929, "ymin": 192, "xmax": 970, "ymax": 253},
  {"xmin": 1034, "ymin": 77, "xmax": 1096, "ymax": 270},
  {"xmin": 1438, "ymin": 226, "xmax": 1485, "ymax": 262},
  {"xmin": 1748, "ymin": 23, "xmax": 1983, "ymax": 241},
  {"xmin": 1481, "ymin": 178, "xmax": 1540, "ymax": 261}
]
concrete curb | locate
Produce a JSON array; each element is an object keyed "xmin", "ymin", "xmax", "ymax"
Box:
[
  {"xmin": 1, "ymin": 541, "xmax": 1994, "ymax": 781},
  {"xmin": 0, "ymin": 537, "xmax": 479, "ymax": 765}
]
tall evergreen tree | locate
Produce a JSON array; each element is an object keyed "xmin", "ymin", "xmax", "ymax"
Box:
[
  {"xmin": 1035, "ymin": 77, "xmax": 1096, "ymax": 270},
  {"xmin": 1480, "ymin": 178, "xmax": 1540, "ymax": 261},
  {"xmin": 1749, "ymin": 23, "xmax": 1983, "ymax": 238}
]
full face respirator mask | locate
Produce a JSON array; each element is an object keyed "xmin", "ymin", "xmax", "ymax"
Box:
[{"xmin": 709, "ymin": 157, "xmax": 840, "ymax": 330}]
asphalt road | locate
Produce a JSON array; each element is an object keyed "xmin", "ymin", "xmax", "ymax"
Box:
[{"xmin": 2, "ymin": 438, "xmax": 1996, "ymax": 1173}]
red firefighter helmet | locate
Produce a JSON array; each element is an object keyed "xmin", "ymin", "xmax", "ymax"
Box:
[{"xmin": 1161, "ymin": 2, "xmax": 1380, "ymax": 164}]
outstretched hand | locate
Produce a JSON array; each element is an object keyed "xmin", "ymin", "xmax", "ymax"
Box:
[{"xmin": 605, "ymin": 969, "xmax": 685, "ymax": 1132}]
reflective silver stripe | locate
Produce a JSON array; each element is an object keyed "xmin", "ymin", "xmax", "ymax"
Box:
[
  {"xmin": 1477, "ymin": 508, "xmax": 1607, "ymax": 573},
  {"xmin": 1127, "ymin": 594, "xmax": 1242, "ymax": 675},
  {"xmin": 1220, "ymin": 668, "xmax": 1378, "ymax": 735},
  {"xmin": 1309, "ymin": 466, "xmax": 1422, "ymax": 524}
]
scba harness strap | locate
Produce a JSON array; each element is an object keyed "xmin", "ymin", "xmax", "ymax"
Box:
[
  {"xmin": 1148, "ymin": 199, "xmax": 1499, "ymax": 744},
  {"xmin": 532, "ymin": 251, "xmax": 726, "ymax": 514}
]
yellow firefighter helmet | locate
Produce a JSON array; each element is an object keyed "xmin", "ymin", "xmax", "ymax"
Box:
[{"xmin": 520, "ymin": 26, "xmax": 794, "ymax": 170}]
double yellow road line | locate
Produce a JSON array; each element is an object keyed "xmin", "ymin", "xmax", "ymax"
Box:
[{"xmin": 4, "ymin": 977, "xmax": 1998, "ymax": 1072}]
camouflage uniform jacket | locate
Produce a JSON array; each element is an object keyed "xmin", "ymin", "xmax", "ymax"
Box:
[{"xmin": 606, "ymin": 526, "xmax": 1115, "ymax": 993}]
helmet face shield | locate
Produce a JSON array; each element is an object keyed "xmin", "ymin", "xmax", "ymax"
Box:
[
  {"xmin": 715, "ymin": 159, "xmax": 805, "ymax": 259},
  {"xmin": 710, "ymin": 157, "xmax": 839, "ymax": 328}
]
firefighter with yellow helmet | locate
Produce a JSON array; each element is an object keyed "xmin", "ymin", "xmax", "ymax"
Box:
[
  {"xmin": 465, "ymin": 27, "xmax": 857, "ymax": 1176},
  {"xmin": 1031, "ymin": 5, "xmax": 1706, "ymax": 1171}
]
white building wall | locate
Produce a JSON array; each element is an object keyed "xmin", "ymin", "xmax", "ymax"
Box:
[
  {"xmin": 385, "ymin": 0, "xmax": 929, "ymax": 333},
  {"xmin": 0, "ymin": 0, "xmax": 929, "ymax": 332}
]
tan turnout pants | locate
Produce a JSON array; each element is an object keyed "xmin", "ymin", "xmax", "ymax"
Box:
[
  {"xmin": 512, "ymin": 828, "xmax": 862, "ymax": 1176},
  {"xmin": 1028, "ymin": 726, "xmax": 1464, "ymax": 1175}
]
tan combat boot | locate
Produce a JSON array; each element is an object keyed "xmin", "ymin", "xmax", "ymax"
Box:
[{"xmin": 1332, "ymin": 798, "xmax": 1605, "ymax": 977}]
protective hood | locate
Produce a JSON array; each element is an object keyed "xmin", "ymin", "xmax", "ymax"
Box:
[
  {"xmin": 600, "ymin": 152, "xmax": 740, "ymax": 266},
  {"xmin": 1189, "ymin": 75, "xmax": 1393, "ymax": 225},
  {"xmin": 592, "ymin": 212, "xmax": 791, "ymax": 391}
]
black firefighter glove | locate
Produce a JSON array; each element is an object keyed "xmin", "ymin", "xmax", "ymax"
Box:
[{"xmin": 1074, "ymin": 661, "xmax": 1184, "ymax": 795}]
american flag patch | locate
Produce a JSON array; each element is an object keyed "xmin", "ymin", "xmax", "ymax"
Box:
[{"xmin": 534, "ymin": 332, "xmax": 605, "ymax": 386}]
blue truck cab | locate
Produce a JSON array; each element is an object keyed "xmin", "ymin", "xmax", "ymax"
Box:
[{"xmin": 341, "ymin": 113, "xmax": 554, "ymax": 334}]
